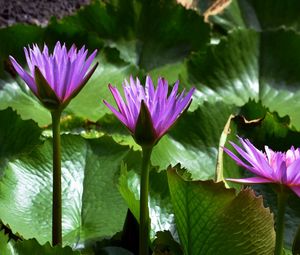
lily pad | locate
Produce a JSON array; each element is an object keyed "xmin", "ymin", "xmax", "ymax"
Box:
[
  {"xmin": 185, "ymin": 29, "xmax": 300, "ymax": 130},
  {"xmin": 208, "ymin": 0, "xmax": 300, "ymax": 32},
  {"xmin": 0, "ymin": 108, "xmax": 42, "ymax": 160},
  {"xmin": 0, "ymin": 231, "xmax": 79, "ymax": 255},
  {"xmin": 152, "ymin": 101, "xmax": 236, "ymax": 180},
  {"xmin": 0, "ymin": 135, "xmax": 131, "ymax": 248},
  {"xmin": 167, "ymin": 167, "xmax": 275, "ymax": 255}
]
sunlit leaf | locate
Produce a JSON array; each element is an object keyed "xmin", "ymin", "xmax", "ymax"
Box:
[
  {"xmin": 185, "ymin": 29, "xmax": 300, "ymax": 130},
  {"xmin": 0, "ymin": 135, "xmax": 130, "ymax": 248},
  {"xmin": 0, "ymin": 231, "xmax": 79, "ymax": 255},
  {"xmin": 168, "ymin": 167, "xmax": 275, "ymax": 255}
]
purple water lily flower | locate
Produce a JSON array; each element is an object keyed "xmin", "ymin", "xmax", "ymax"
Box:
[
  {"xmin": 10, "ymin": 41, "xmax": 98, "ymax": 110},
  {"xmin": 104, "ymin": 76, "xmax": 195, "ymax": 146},
  {"xmin": 224, "ymin": 137, "xmax": 300, "ymax": 197}
]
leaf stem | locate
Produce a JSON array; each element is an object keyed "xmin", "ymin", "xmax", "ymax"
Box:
[
  {"xmin": 139, "ymin": 146, "xmax": 153, "ymax": 255},
  {"xmin": 274, "ymin": 186, "xmax": 288, "ymax": 255},
  {"xmin": 51, "ymin": 110, "xmax": 62, "ymax": 246}
]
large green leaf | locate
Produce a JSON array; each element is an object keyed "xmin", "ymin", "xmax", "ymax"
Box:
[
  {"xmin": 135, "ymin": 0, "xmax": 209, "ymax": 71},
  {"xmin": 0, "ymin": 135, "xmax": 130, "ymax": 248},
  {"xmin": 94, "ymin": 114, "xmax": 140, "ymax": 151},
  {"xmin": 118, "ymin": 156, "xmax": 175, "ymax": 240},
  {"xmin": 0, "ymin": 231, "xmax": 12, "ymax": 255},
  {"xmin": 0, "ymin": 80, "xmax": 50, "ymax": 126},
  {"xmin": 0, "ymin": 231, "xmax": 79, "ymax": 255},
  {"xmin": 167, "ymin": 167, "xmax": 275, "ymax": 255},
  {"xmin": 66, "ymin": 53, "xmax": 138, "ymax": 122},
  {"xmin": 185, "ymin": 29, "xmax": 300, "ymax": 130},
  {"xmin": 0, "ymin": 108, "xmax": 41, "ymax": 160},
  {"xmin": 0, "ymin": 25, "xmax": 44, "ymax": 78},
  {"xmin": 152, "ymin": 101, "xmax": 236, "ymax": 180},
  {"xmin": 57, "ymin": 0, "xmax": 209, "ymax": 70},
  {"xmin": 285, "ymin": 249, "xmax": 293, "ymax": 255},
  {"xmin": 208, "ymin": 0, "xmax": 300, "ymax": 32},
  {"xmin": 45, "ymin": 0, "xmax": 137, "ymax": 43}
]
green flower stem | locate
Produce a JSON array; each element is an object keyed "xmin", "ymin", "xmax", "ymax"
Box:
[
  {"xmin": 274, "ymin": 186, "xmax": 288, "ymax": 255},
  {"xmin": 51, "ymin": 110, "xmax": 62, "ymax": 246},
  {"xmin": 139, "ymin": 146, "xmax": 153, "ymax": 255}
]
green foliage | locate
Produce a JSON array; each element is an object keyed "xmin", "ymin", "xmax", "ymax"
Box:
[
  {"xmin": 0, "ymin": 135, "xmax": 130, "ymax": 247},
  {"xmin": 0, "ymin": 80, "xmax": 50, "ymax": 126},
  {"xmin": 0, "ymin": 108, "xmax": 41, "ymax": 160},
  {"xmin": 0, "ymin": 231, "xmax": 79, "ymax": 255},
  {"xmin": 208, "ymin": 0, "xmax": 300, "ymax": 31},
  {"xmin": 152, "ymin": 101, "xmax": 236, "ymax": 179},
  {"xmin": 185, "ymin": 28, "xmax": 300, "ymax": 129},
  {"xmin": 66, "ymin": 53, "xmax": 138, "ymax": 123},
  {"xmin": 118, "ymin": 160, "xmax": 174, "ymax": 240},
  {"xmin": 168, "ymin": 168, "xmax": 275, "ymax": 255},
  {"xmin": 0, "ymin": 25, "xmax": 44, "ymax": 78}
]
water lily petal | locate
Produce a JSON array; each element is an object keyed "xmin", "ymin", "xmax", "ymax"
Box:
[
  {"xmin": 225, "ymin": 137, "xmax": 300, "ymax": 195},
  {"xmin": 226, "ymin": 177, "xmax": 273, "ymax": 184},
  {"xmin": 10, "ymin": 42, "xmax": 98, "ymax": 110},
  {"xmin": 105, "ymin": 76, "xmax": 195, "ymax": 146}
]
